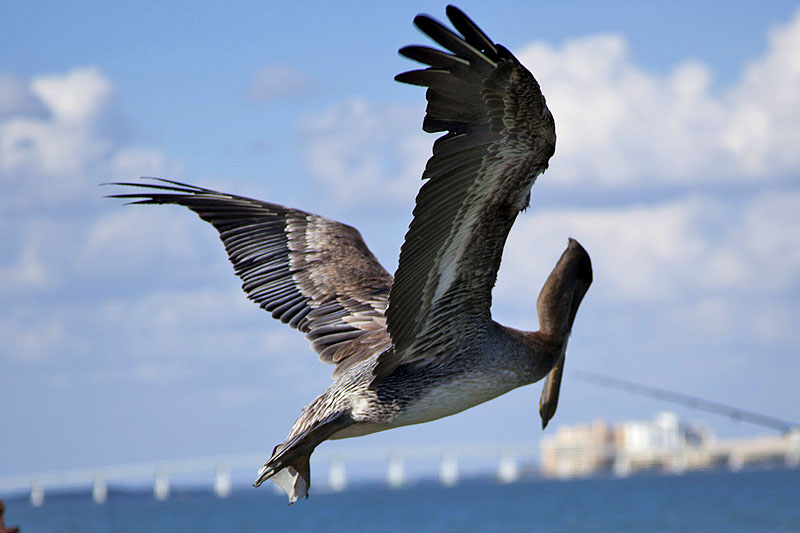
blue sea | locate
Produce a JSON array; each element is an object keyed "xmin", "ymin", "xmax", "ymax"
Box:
[{"xmin": 3, "ymin": 469, "xmax": 799, "ymax": 532}]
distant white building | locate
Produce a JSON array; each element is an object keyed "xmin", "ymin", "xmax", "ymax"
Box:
[
  {"xmin": 618, "ymin": 411, "xmax": 709, "ymax": 454},
  {"xmin": 540, "ymin": 412, "xmax": 713, "ymax": 478}
]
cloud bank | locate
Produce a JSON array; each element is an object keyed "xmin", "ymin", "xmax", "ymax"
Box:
[
  {"xmin": 0, "ymin": 67, "xmax": 177, "ymax": 208},
  {"xmin": 519, "ymin": 9, "xmax": 800, "ymax": 187},
  {"xmin": 498, "ymin": 191, "xmax": 800, "ymax": 305},
  {"xmin": 302, "ymin": 9, "xmax": 800, "ymax": 204}
]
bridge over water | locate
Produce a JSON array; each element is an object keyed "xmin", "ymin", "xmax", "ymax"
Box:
[
  {"xmin": 6, "ymin": 431, "xmax": 798, "ymax": 506},
  {"xmin": 0, "ymin": 442, "xmax": 540, "ymax": 506}
]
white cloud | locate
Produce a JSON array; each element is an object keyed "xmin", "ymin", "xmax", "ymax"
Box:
[
  {"xmin": 79, "ymin": 207, "xmax": 208, "ymax": 276},
  {"xmin": 122, "ymin": 287, "xmax": 252, "ymax": 334},
  {"xmin": 749, "ymin": 301, "xmax": 798, "ymax": 344},
  {"xmin": 2, "ymin": 200, "xmax": 209, "ymax": 297},
  {"xmin": 31, "ymin": 68, "xmax": 112, "ymax": 123},
  {"xmin": 497, "ymin": 191, "xmax": 800, "ymax": 305},
  {"xmin": 0, "ymin": 313, "xmax": 65, "ymax": 363},
  {"xmin": 0, "ymin": 233, "xmax": 49, "ymax": 291},
  {"xmin": 1, "ymin": 68, "xmax": 112, "ymax": 180},
  {"xmin": 735, "ymin": 192, "xmax": 800, "ymax": 288},
  {"xmin": 301, "ymin": 9, "xmax": 800, "ymax": 206},
  {"xmin": 517, "ymin": 8, "xmax": 800, "ymax": 187},
  {"xmin": 0, "ymin": 67, "xmax": 178, "ymax": 207},
  {"xmin": 301, "ymin": 98, "xmax": 429, "ymax": 208},
  {"xmin": 246, "ymin": 65, "xmax": 316, "ymax": 103},
  {"xmin": 103, "ymin": 285, "xmax": 309, "ymax": 360},
  {"xmin": 0, "ymin": 66, "xmax": 191, "ymax": 371},
  {"xmin": 723, "ymin": 10, "xmax": 800, "ymax": 175},
  {"xmin": 0, "ymin": 216, "xmax": 79, "ymax": 294}
]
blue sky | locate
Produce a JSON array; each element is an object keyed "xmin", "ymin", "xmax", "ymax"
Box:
[{"xmin": 2, "ymin": 1, "xmax": 800, "ymax": 477}]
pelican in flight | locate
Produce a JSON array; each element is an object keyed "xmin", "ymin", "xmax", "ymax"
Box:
[{"xmin": 111, "ymin": 5, "xmax": 592, "ymax": 503}]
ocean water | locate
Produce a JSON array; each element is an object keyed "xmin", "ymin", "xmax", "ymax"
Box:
[{"xmin": 3, "ymin": 469, "xmax": 799, "ymax": 532}]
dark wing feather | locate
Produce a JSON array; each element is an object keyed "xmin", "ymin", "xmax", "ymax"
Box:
[
  {"xmin": 109, "ymin": 179, "xmax": 392, "ymax": 379},
  {"xmin": 380, "ymin": 6, "xmax": 555, "ymax": 378}
]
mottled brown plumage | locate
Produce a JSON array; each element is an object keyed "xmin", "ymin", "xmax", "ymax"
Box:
[
  {"xmin": 111, "ymin": 180, "xmax": 393, "ymax": 378},
  {"xmin": 109, "ymin": 5, "xmax": 592, "ymax": 504},
  {"xmin": 379, "ymin": 8, "xmax": 555, "ymax": 380}
]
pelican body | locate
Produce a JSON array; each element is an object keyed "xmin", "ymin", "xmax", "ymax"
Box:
[{"xmin": 111, "ymin": 5, "xmax": 592, "ymax": 503}]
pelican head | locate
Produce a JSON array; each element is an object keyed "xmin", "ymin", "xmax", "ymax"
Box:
[
  {"xmin": 536, "ymin": 238, "xmax": 593, "ymax": 429},
  {"xmin": 537, "ymin": 238, "xmax": 593, "ymax": 342}
]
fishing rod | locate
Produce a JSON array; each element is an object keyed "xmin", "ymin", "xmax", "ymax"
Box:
[{"xmin": 573, "ymin": 370, "xmax": 799, "ymax": 434}]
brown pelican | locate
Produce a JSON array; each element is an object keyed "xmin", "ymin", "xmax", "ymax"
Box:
[{"xmin": 110, "ymin": 5, "xmax": 592, "ymax": 503}]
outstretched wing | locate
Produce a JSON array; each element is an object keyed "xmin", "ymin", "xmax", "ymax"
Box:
[
  {"xmin": 110, "ymin": 179, "xmax": 393, "ymax": 378},
  {"xmin": 380, "ymin": 6, "xmax": 556, "ymax": 377}
]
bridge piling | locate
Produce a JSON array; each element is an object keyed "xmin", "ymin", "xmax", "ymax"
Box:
[
  {"xmin": 92, "ymin": 476, "xmax": 108, "ymax": 504},
  {"xmin": 328, "ymin": 458, "xmax": 347, "ymax": 492},
  {"xmin": 214, "ymin": 466, "xmax": 232, "ymax": 498},
  {"xmin": 497, "ymin": 453, "xmax": 519, "ymax": 483},
  {"xmin": 786, "ymin": 429, "xmax": 800, "ymax": 467},
  {"xmin": 30, "ymin": 482, "xmax": 44, "ymax": 507},
  {"xmin": 439, "ymin": 453, "xmax": 458, "ymax": 487},
  {"xmin": 387, "ymin": 457, "xmax": 406, "ymax": 488},
  {"xmin": 153, "ymin": 471, "xmax": 170, "ymax": 501}
]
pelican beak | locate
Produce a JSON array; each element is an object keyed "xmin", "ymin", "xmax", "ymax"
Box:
[{"xmin": 539, "ymin": 341, "xmax": 567, "ymax": 429}]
